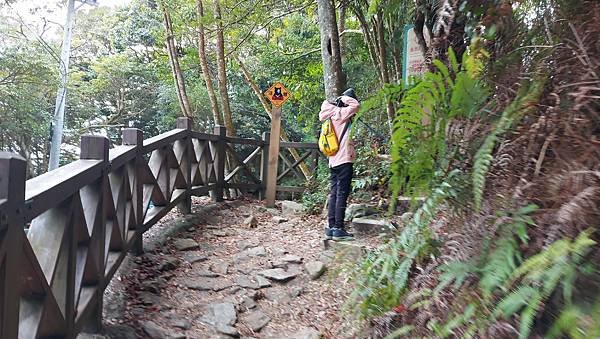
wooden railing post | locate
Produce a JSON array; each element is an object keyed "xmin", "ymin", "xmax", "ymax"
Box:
[
  {"xmin": 80, "ymin": 135, "xmax": 109, "ymax": 334},
  {"xmin": 259, "ymin": 132, "xmax": 270, "ymax": 200},
  {"xmin": 0, "ymin": 152, "xmax": 26, "ymax": 339},
  {"xmin": 122, "ymin": 129, "xmax": 144, "ymax": 255},
  {"xmin": 176, "ymin": 117, "xmax": 193, "ymax": 213},
  {"xmin": 212, "ymin": 125, "xmax": 226, "ymax": 202}
]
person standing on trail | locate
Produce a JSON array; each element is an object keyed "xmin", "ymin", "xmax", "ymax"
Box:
[{"xmin": 319, "ymin": 88, "xmax": 360, "ymax": 241}]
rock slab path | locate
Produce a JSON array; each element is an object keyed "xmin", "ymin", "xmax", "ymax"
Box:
[{"xmin": 96, "ymin": 197, "xmax": 363, "ymax": 338}]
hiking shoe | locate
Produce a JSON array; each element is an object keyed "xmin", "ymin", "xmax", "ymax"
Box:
[
  {"xmin": 332, "ymin": 228, "xmax": 355, "ymax": 241},
  {"xmin": 325, "ymin": 227, "xmax": 333, "ymax": 240}
]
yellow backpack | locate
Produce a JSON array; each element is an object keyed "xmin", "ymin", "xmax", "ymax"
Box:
[{"xmin": 318, "ymin": 118, "xmax": 351, "ymax": 157}]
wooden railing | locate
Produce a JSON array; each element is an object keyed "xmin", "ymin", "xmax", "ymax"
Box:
[{"xmin": 0, "ymin": 118, "xmax": 318, "ymax": 338}]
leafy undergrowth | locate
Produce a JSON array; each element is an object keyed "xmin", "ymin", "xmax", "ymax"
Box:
[{"xmin": 347, "ymin": 1, "xmax": 600, "ymax": 338}]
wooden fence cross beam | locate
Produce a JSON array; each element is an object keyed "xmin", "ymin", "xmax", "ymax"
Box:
[
  {"xmin": 224, "ymin": 144, "xmax": 262, "ymax": 184},
  {"xmin": 277, "ymin": 149, "xmax": 312, "ymax": 181}
]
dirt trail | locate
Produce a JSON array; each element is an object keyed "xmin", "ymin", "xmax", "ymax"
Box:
[{"xmin": 98, "ymin": 197, "xmax": 366, "ymax": 339}]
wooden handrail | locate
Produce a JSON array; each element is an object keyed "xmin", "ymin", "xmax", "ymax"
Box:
[
  {"xmin": 280, "ymin": 141, "xmax": 319, "ymax": 149},
  {"xmin": 25, "ymin": 160, "xmax": 104, "ymax": 220}
]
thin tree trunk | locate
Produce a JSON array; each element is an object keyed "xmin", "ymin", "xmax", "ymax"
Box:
[
  {"xmin": 392, "ymin": 47, "xmax": 402, "ymax": 82},
  {"xmin": 353, "ymin": 7, "xmax": 383, "ymax": 82},
  {"xmin": 317, "ymin": 0, "xmax": 346, "ymax": 100},
  {"xmin": 160, "ymin": 2, "xmax": 193, "ymax": 118},
  {"xmin": 196, "ymin": 0, "xmax": 223, "ymax": 126},
  {"xmin": 390, "ymin": 26, "xmax": 402, "ymax": 82},
  {"xmin": 374, "ymin": 11, "xmax": 396, "ymax": 129},
  {"xmin": 236, "ymin": 56, "xmax": 312, "ymax": 180},
  {"xmin": 213, "ymin": 0, "xmax": 235, "ymax": 136}
]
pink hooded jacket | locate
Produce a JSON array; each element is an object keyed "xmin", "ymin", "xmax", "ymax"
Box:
[{"xmin": 319, "ymin": 95, "xmax": 360, "ymax": 168}]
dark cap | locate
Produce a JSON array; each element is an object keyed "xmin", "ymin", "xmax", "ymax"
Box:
[{"xmin": 342, "ymin": 88, "xmax": 357, "ymax": 100}]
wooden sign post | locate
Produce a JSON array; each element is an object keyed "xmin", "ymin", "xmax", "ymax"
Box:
[
  {"xmin": 263, "ymin": 82, "xmax": 291, "ymax": 207},
  {"xmin": 265, "ymin": 106, "xmax": 282, "ymax": 207}
]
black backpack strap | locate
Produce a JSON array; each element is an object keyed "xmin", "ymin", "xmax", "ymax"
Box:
[{"xmin": 339, "ymin": 117, "xmax": 353, "ymax": 143}]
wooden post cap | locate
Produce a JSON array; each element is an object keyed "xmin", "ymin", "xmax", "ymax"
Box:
[
  {"xmin": 177, "ymin": 117, "xmax": 193, "ymax": 130},
  {"xmin": 80, "ymin": 135, "xmax": 110, "ymax": 161},
  {"xmin": 122, "ymin": 128, "xmax": 143, "ymax": 146},
  {"xmin": 0, "ymin": 152, "xmax": 26, "ymax": 202}
]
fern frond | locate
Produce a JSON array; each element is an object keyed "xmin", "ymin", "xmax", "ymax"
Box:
[
  {"xmin": 518, "ymin": 291, "xmax": 543, "ymax": 339},
  {"xmin": 479, "ymin": 236, "xmax": 521, "ymax": 296},
  {"xmin": 435, "ymin": 260, "xmax": 477, "ymax": 295},
  {"xmin": 429, "ymin": 304, "xmax": 476, "ymax": 338},
  {"xmin": 494, "ymin": 285, "xmax": 539, "ymax": 318},
  {"xmin": 499, "ymin": 230, "xmax": 597, "ymax": 339},
  {"xmin": 472, "ymin": 76, "xmax": 547, "ymax": 210},
  {"xmin": 389, "ymin": 46, "xmax": 488, "ymax": 205},
  {"xmin": 546, "ymin": 306, "xmax": 586, "ymax": 339}
]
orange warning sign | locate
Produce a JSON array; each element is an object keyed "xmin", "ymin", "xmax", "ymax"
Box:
[{"xmin": 264, "ymin": 82, "xmax": 291, "ymax": 107}]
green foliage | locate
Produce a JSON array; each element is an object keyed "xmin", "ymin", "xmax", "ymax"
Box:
[
  {"xmin": 472, "ymin": 76, "xmax": 547, "ymax": 210},
  {"xmin": 427, "ymin": 304, "xmax": 476, "ymax": 339},
  {"xmin": 352, "ymin": 139, "xmax": 391, "ymax": 192},
  {"xmin": 494, "ymin": 230, "xmax": 596, "ymax": 339},
  {"xmin": 434, "ymin": 204, "xmax": 537, "ymax": 297},
  {"xmin": 346, "ymin": 171, "xmax": 458, "ymax": 319},
  {"xmin": 0, "ymin": 42, "xmax": 57, "ymax": 175},
  {"xmin": 388, "ymin": 47, "xmax": 490, "ymax": 208},
  {"xmin": 301, "ymin": 162, "xmax": 330, "ymax": 215},
  {"xmin": 433, "ymin": 216, "xmax": 597, "ymax": 339},
  {"xmin": 547, "ymin": 297, "xmax": 600, "ymax": 339},
  {"xmin": 434, "ymin": 260, "xmax": 477, "ymax": 295},
  {"xmin": 478, "ymin": 204, "xmax": 535, "ymax": 296}
]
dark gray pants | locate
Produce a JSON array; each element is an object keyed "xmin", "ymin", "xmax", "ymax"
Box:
[{"xmin": 328, "ymin": 163, "xmax": 353, "ymax": 229}]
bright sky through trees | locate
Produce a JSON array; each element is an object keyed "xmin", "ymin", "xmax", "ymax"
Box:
[{"xmin": 1, "ymin": 0, "xmax": 132, "ymax": 38}]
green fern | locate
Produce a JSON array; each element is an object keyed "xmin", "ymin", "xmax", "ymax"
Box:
[
  {"xmin": 475, "ymin": 206, "xmax": 533, "ymax": 297},
  {"xmin": 389, "ymin": 47, "xmax": 490, "ymax": 209},
  {"xmin": 427, "ymin": 304, "xmax": 476, "ymax": 339},
  {"xmin": 547, "ymin": 297, "xmax": 600, "ymax": 339},
  {"xmin": 434, "ymin": 260, "xmax": 477, "ymax": 295},
  {"xmin": 472, "ymin": 76, "xmax": 547, "ymax": 210},
  {"xmin": 435, "ymin": 205, "xmax": 536, "ymax": 298},
  {"xmin": 494, "ymin": 230, "xmax": 597, "ymax": 339}
]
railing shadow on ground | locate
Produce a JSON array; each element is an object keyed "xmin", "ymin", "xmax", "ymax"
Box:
[{"xmin": 0, "ymin": 117, "xmax": 318, "ymax": 339}]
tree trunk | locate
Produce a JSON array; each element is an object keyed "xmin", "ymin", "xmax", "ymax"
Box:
[
  {"xmin": 353, "ymin": 7, "xmax": 383, "ymax": 82},
  {"xmin": 374, "ymin": 11, "xmax": 396, "ymax": 129},
  {"xmin": 316, "ymin": 0, "xmax": 346, "ymax": 101},
  {"xmin": 48, "ymin": 0, "xmax": 75, "ymax": 171},
  {"xmin": 213, "ymin": 0, "xmax": 235, "ymax": 136},
  {"xmin": 236, "ymin": 56, "xmax": 312, "ymax": 180},
  {"xmin": 390, "ymin": 25, "xmax": 402, "ymax": 82},
  {"xmin": 196, "ymin": 0, "xmax": 223, "ymax": 126},
  {"xmin": 338, "ymin": 0, "xmax": 347, "ymax": 62},
  {"xmin": 160, "ymin": 1, "xmax": 193, "ymax": 118}
]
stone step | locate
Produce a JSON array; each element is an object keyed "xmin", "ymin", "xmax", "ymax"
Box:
[
  {"xmin": 322, "ymin": 239, "xmax": 370, "ymax": 261},
  {"xmin": 344, "ymin": 203, "xmax": 378, "ymax": 221},
  {"xmin": 351, "ymin": 217, "xmax": 397, "ymax": 235}
]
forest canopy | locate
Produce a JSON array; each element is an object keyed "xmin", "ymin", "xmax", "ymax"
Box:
[{"xmin": 0, "ymin": 0, "xmax": 389, "ymax": 176}]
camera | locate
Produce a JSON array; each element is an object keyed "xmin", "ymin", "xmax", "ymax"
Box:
[{"xmin": 334, "ymin": 96, "xmax": 348, "ymax": 107}]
